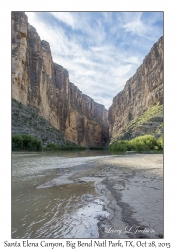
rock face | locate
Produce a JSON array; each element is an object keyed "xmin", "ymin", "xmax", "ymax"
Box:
[
  {"xmin": 108, "ymin": 36, "xmax": 163, "ymax": 140},
  {"xmin": 109, "ymin": 104, "xmax": 163, "ymax": 144},
  {"xmin": 12, "ymin": 12, "xmax": 109, "ymax": 147},
  {"xmin": 12, "ymin": 98, "xmax": 67, "ymax": 146}
]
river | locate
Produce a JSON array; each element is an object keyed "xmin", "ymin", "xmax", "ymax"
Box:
[{"xmin": 12, "ymin": 150, "xmax": 112, "ymax": 239}]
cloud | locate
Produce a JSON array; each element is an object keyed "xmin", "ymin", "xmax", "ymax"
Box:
[
  {"xmin": 51, "ymin": 12, "xmax": 76, "ymax": 29},
  {"xmin": 26, "ymin": 12, "xmax": 163, "ymax": 109},
  {"xmin": 122, "ymin": 12, "xmax": 145, "ymax": 35},
  {"xmin": 121, "ymin": 12, "xmax": 163, "ymax": 41}
]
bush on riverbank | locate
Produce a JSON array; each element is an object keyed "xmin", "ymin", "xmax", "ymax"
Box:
[
  {"xmin": 108, "ymin": 134, "xmax": 163, "ymax": 153},
  {"xmin": 60, "ymin": 143, "xmax": 86, "ymax": 150},
  {"xmin": 89, "ymin": 146, "xmax": 104, "ymax": 150},
  {"xmin": 12, "ymin": 134, "xmax": 43, "ymax": 151},
  {"xmin": 157, "ymin": 135, "xmax": 163, "ymax": 150},
  {"xmin": 44, "ymin": 142, "xmax": 59, "ymax": 150},
  {"xmin": 12, "ymin": 134, "xmax": 86, "ymax": 151},
  {"xmin": 44, "ymin": 142, "xmax": 86, "ymax": 151}
]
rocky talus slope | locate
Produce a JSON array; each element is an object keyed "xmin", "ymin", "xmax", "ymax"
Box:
[
  {"xmin": 109, "ymin": 104, "xmax": 163, "ymax": 144},
  {"xmin": 12, "ymin": 12, "xmax": 108, "ymax": 147},
  {"xmin": 12, "ymin": 98, "xmax": 67, "ymax": 145},
  {"xmin": 108, "ymin": 36, "xmax": 163, "ymax": 142}
]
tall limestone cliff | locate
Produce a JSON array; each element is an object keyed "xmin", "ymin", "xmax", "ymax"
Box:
[
  {"xmin": 108, "ymin": 36, "xmax": 163, "ymax": 141},
  {"xmin": 12, "ymin": 12, "xmax": 108, "ymax": 147}
]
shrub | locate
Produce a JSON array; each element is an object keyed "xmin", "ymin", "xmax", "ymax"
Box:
[
  {"xmin": 131, "ymin": 139, "xmax": 146, "ymax": 152},
  {"xmin": 108, "ymin": 134, "xmax": 163, "ymax": 153},
  {"xmin": 60, "ymin": 143, "xmax": 86, "ymax": 150},
  {"xmin": 21, "ymin": 134, "xmax": 42, "ymax": 151},
  {"xmin": 157, "ymin": 135, "xmax": 163, "ymax": 150},
  {"xmin": 46, "ymin": 142, "xmax": 59, "ymax": 150},
  {"xmin": 12, "ymin": 134, "xmax": 23, "ymax": 150},
  {"xmin": 12, "ymin": 134, "xmax": 43, "ymax": 151},
  {"xmin": 131, "ymin": 135, "xmax": 157, "ymax": 151},
  {"xmin": 44, "ymin": 142, "xmax": 86, "ymax": 151},
  {"xmin": 108, "ymin": 140, "xmax": 132, "ymax": 152},
  {"xmin": 89, "ymin": 146, "xmax": 103, "ymax": 150}
]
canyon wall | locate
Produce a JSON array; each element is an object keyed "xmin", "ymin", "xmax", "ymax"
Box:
[
  {"xmin": 12, "ymin": 12, "xmax": 108, "ymax": 147},
  {"xmin": 108, "ymin": 36, "xmax": 163, "ymax": 139}
]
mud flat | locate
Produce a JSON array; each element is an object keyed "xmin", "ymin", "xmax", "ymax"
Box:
[
  {"xmin": 35, "ymin": 153, "xmax": 163, "ymax": 238},
  {"xmin": 41, "ymin": 153, "xmax": 163, "ymax": 239}
]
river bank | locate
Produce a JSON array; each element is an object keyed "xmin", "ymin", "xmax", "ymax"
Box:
[
  {"xmin": 69, "ymin": 154, "xmax": 163, "ymax": 239},
  {"xmin": 12, "ymin": 152, "xmax": 163, "ymax": 239}
]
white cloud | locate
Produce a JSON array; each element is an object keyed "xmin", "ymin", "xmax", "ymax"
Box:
[
  {"xmin": 121, "ymin": 12, "xmax": 163, "ymax": 42},
  {"xmin": 124, "ymin": 56, "xmax": 141, "ymax": 65},
  {"xmin": 51, "ymin": 12, "xmax": 76, "ymax": 29},
  {"xmin": 122, "ymin": 13, "xmax": 145, "ymax": 35},
  {"xmin": 26, "ymin": 12, "xmax": 163, "ymax": 109}
]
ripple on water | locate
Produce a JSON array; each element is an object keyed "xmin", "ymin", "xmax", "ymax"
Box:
[
  {"xmin": 12, "ymin": 169, "xmax": 109, "ymax": 239},
  {"xmin": 61, "ymin": 202, "xmax": 109, "ymax": 238},
  {"xmin": 12, "ymin": 152, "xmax": 113, "ymax": 238}
]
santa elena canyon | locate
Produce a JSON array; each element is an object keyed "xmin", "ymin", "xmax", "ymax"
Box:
[{"xmin": 12, "ymin": 12, "xmax": 163, "ymax": 239}]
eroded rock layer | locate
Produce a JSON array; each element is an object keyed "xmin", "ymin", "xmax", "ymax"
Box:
[
  {"xmin": 12, "ymin": 12, "xmax": 109, "ymax": 147},
  {"xmin": 108, "ymin": 36, "xmax": 163, "ymax": 139}
]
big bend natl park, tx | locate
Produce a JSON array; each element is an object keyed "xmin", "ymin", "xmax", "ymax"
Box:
[{"xmin": 12, "ymin": 11, "xmax": 163, "ymax": 239}]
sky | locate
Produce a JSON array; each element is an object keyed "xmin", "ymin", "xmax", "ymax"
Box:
[{"xmin": 26, "ymin": 12, "xmax": 163, "ymax": 109}]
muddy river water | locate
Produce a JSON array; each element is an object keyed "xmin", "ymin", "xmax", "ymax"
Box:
[{"xmin": 12, "ymin": 151, "xmax": 112, "ymax": 238}]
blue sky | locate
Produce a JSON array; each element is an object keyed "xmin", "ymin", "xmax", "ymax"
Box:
[{"xmin": 26, "ymin": 12, "xmax": 163, "ymax": 109}]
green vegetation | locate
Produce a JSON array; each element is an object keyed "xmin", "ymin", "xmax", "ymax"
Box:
[
  {"xmin": 12, "ymin": 134, "xmax": 43, "ymax": 151},
  {"xmin": 12, "ymin": 134, "xmax": 86, "ymax": 152},
  {"xmin": 157, "ymin": 135, "xmax": 163, "ymax": 150},
  {"xmin": 12, "ymin": 134, "xmax": 23, "ymax": 150},
  {"xmin": 45, "ymin": 142, "xmax": 59, "ymax": 150},
  {"xmin": 109, "ymin": 140, "xmax": 131, "ymax": 152},
  {"xmin": 89, "ymin": 146, "xmax": 104, "ymax": 150},
  {"xmin": 108, "ymin": 134, "xmax": 163, "ymax": 153},
  {"xmin": 44, "ymin": 142, "xmax": 86, "ymax": 151},
  {"xmin": 12, "ymin": 99, "xmax": 66, "ymax": 145},
  {"xmin": 111, "ymin": 104, "xmax": 163, "ymax": 143},
  {"xmin": 134, "ymin": 104, "xmax": 163, "ymax": 126},
  {"xmin": 59, "ymin": 143, "xmax": 86, "ymax": 151}
]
